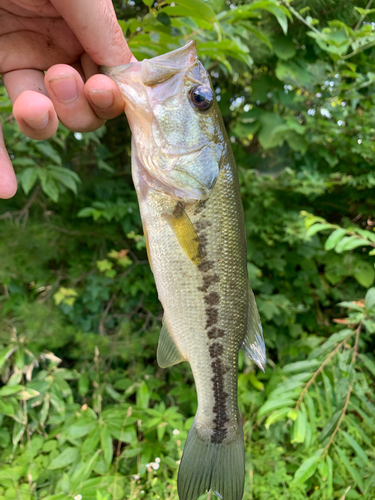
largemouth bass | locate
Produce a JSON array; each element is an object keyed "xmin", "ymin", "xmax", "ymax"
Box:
[{"xmin": 102, "ymin": 41, "xmax": 266, "ymax": 500}]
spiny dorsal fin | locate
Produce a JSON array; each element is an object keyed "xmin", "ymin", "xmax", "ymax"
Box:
[
  {"xmin": 241, "ymin": 287, "xmax": 267, "ymax": 372},
  {"xmin": 165, "ymin": 203, "xmax": 201, "ymax": 266},
  {"xmin": 157, "ymin": 318, "xmax": 185, "ymax": 369}
]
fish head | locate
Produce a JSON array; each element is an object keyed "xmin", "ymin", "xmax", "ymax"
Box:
[{"xmin": 102, "ymin": 41, "xmax": 226, "ymax": 201}]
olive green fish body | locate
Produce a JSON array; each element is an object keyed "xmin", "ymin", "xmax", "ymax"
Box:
[{"xmin": 102, "ymin": 42, "xmax": 266, "ymax": 500}]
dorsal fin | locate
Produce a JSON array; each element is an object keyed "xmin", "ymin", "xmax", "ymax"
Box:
[{"xmin": 164, "ymin": 203, "xmax": 201, "ymax": 266}]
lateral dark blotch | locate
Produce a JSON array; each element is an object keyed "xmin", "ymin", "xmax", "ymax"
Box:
[
  {"xmin": 209, "ymin": 342, "xmax": 224, "ymax": 358},
  {"xmin": 205, "ymin": 307, "xmax": 218, "ymax": 328},
  {"xmin": 195, "ymin": 220, "xmax": 212, "ymax": 232},
  {"xmin": 197, "ymin": 274, "xmax": 220, "ymax": 293},
  {"xmin": 206, "ymin": 327, "xmax": 225, "ymax": 339},
  {"xmin": 204, "ymin": 291, "xmax": 220, "ymax": 306},
  {"xmin": 198, "ymin": 260, "xmax": 214, "ymax": 273}
]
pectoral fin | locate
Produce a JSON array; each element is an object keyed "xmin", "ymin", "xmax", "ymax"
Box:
[
  {"xmin": 241, "ymin": 288, "xmax": 267, "ymax": 371},
  {"xmin": 165, "ymin": 203, "xmax": 201, "ymax": 266},
  {"xmin": 157, "ymin": 318, "xmax": 185, "ymax": 368}
]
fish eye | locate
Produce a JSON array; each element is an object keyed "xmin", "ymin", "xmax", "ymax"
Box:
[{"xmin": 189, "ymin": 85, "xmax": 214, "ymax": 111}]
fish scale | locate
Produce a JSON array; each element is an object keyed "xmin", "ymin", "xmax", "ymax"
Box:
[{"xmin": 102, "ymin": 40, "xmax": 266, "ymax": 500}]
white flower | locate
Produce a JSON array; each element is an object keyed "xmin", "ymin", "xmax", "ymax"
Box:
[
  {"xmin": 152, "ymin": 462, "xmax": 160, "ymax": 471},
  {"xmin": 74, "ymin": 495, "xmax": 82, "ymax": 500},
  {"xmin": 133, "ymin": 474, "xmax": 140, "ymax": 480},
  {"xmin": 173, "ymin": 429, "xmax": 180, "ymax": 435},
  {"xmin": 155, "ymin": 457, "xmax": 161, "ymax": 463}
]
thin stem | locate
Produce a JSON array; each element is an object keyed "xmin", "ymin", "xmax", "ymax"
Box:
[
  {"xmin": 295, "ymin": 331, "xmax": 355, "ymax": 410},
  {"xmin": 281, "ymin": 0, "xmax": 322, "ymax": 37},
  {"xmin": 355, "ymin": 0, "xmax": 374, "ymax": 30},
  {"xmin": 342, "ymin": 40, "xmax": 375, "ymax": 60},
  {"xmin": 323, "ymin": 322, "xmax": 361, "ymax": 458}
]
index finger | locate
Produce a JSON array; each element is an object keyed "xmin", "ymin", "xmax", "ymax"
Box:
[
  {"xmin": 51, "ymin": 0, "xmax": 133, "ymax": 66},
  {"xmin": 0, "ymin": 124, "xmax": 17, "ymax": 199}
]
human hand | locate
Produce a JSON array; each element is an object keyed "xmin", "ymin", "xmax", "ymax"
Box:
[{"xmin": 0, "ymin": 0, "xmax": 135, "ymax": 199}]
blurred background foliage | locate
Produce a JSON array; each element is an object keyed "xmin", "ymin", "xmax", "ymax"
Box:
[{"xmin": 1, "ymin": 0, "xmax": 375, "ymax": 499}]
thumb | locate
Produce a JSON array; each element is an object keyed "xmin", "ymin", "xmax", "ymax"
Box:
[
  {"xmin": 0, "ymin": 123, "xmax": 17, "ymax": 199},
  {"xmin": 51, "ymin": 0, "xmax": 133, "ymax": 66}
]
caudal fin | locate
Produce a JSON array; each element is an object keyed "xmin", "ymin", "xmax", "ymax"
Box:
[{"xmin": 178, "ymin": 420, "xmax": 244, "ymax": 500}]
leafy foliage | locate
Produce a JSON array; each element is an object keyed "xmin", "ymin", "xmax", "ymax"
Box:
[{"xmin": 1, "ymin": 0, "xmax": 375, "ymax": 499}]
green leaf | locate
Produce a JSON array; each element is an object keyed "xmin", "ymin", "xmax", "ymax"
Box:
[
  {"xmin": 365, "ymin": 287, "xmax": 375, "ymax": 310},
  {"xmin": 257, "ymin": 398, "xmax": 296, "ymax": 419},
  {"xmin": 308, "ymin": 329, "xmax": 353, "ymax": 359},
  {"xmin": 0, "ymin": 384, "xmax": 24, "ymax": 396},
  {"xmin": 325, "ymin": 228, "xmax": 347, "ymax": 251},
  {"xmin": 282, "ymin": 359, "xmax": 321, "ymax": 373},
  {"xmin": 341, "ymin": 236, "xmax": 371, "ymax": 252},
  {"xmin": 48, "ymin": 447, "xmax": 80, "ymax": 469},
  {"xmin": 292, "ymin": 410, "xmax": 308, "ymax": 443},
  {"xmin": 163, "ymin": 0, "xmax": 216, "ymax": 23},
  {"xmin": 48, "ymin": 166, "xmax": 80, "ymax": 194},
  {"xmin": 358, "ymin": 353, "xmax": 375, "ymax": 377},
  {"xmin": 35, "ymin": 142, "xmax": 62, "ymax": 165},
  {"xmin": 353, "ymin": 261, "xmax": 375, "ymax": 288},
  {"xmin": 336, "ymin": 446, "xmax": 364, "ymax": 492},
  {"xmin": 306, "ymin": 223, "xmax": 333, "ymax": 237},
  {"xmin": 100, "ymin": 427, "xmax": 113, "ymax": 467},
  {"xmin": 40, "ymin": 174, "xmax": 60, "ymax": 202},
  {"xmin": 79, "ymin": 372, "xmax": 90, "ymax": 396},
  {"xmin": 0, "ymin": 346, "xmax": 17, "ymax": 370},
  {"xmin": 136, "ymin": 381, "xmax": 150, "ymax": 409},
  {"xmin": 293, "ymin": 455, "xmax": 321, "ymax": 484},
  {"xmin": 18, "ymin": 167, "xmax": 39, "ymax": 195},
  {"xmin": 341, "ymin": 430, "xmax": 369, "ymax": 465}
]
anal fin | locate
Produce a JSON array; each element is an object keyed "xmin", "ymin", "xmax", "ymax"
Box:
[
  {"xmin": 241, "ymin": 287, "xmax": 267, "ymax": 371},
  {"xmin": 164, "ymin": 203, "xmax": 201, "ymax": 266},
  {"xmin": 157, "ymin": 318, "xmax": 185, "ymax": 368}
]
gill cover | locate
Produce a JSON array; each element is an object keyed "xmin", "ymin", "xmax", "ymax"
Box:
[{"xmin": 102, "ymin": 41, "xmax": 222, "ymax": 201}]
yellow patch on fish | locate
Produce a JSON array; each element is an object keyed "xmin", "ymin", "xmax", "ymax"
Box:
[{"xmin": 165, "ymin": 203, "xmax": 201, "ymax": 266}]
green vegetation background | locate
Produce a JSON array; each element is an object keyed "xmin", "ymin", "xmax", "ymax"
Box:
[{"xmin": 1, "ymin": 0, "xmax": 375, "ymax": 498}]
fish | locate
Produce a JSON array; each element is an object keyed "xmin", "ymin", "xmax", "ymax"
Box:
[{"xmin": 101, "ymin": 41, "xmax": 266, "ymax": 500}]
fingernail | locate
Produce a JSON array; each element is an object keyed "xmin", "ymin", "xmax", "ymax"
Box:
[
  {"xmin": 49, "ymin": 74, "xmax": 79, "ymax": 103},
  {"xmin": 88, "ymin": 90, "xmax": 114, "ymax": 109},
  {"xmin": 23, "ymin": 110, "xmax": 49, "ymax": 130}
]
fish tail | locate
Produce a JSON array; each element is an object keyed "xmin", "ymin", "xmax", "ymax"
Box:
[{"xmin": 177, "ymin": 418, "xmax": 245, "ymax": 500}]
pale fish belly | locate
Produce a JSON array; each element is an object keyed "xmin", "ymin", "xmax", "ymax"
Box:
[{"xmin": 135, "ymin": 154, "xmax": 248, "ymax": 446}]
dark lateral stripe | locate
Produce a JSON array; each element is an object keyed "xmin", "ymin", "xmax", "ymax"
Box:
[
  {"xmin": 205, "ymin": 307, "xmax": 218, "ymax": 329},
  {"xmin": 197, "ymin": 274, "xmax": 219, "ymax": 293},
  {"xmin": 207, "ymin": 327, "xmax": 225, "ymax": 339},
  {"xmin": 198, "ymin": 260, "xmax": 215, "ymax": 273},
  {"xmin": 204, "ymin": 292, "xmax": 220, "ymax": 306},
  {"xmin": 209, "ymin": 343, "xmax": 224, "ymax": 358},
  {"xmin": 211, "ymin": 358, "xmax": 230, "ymax": 443}
]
